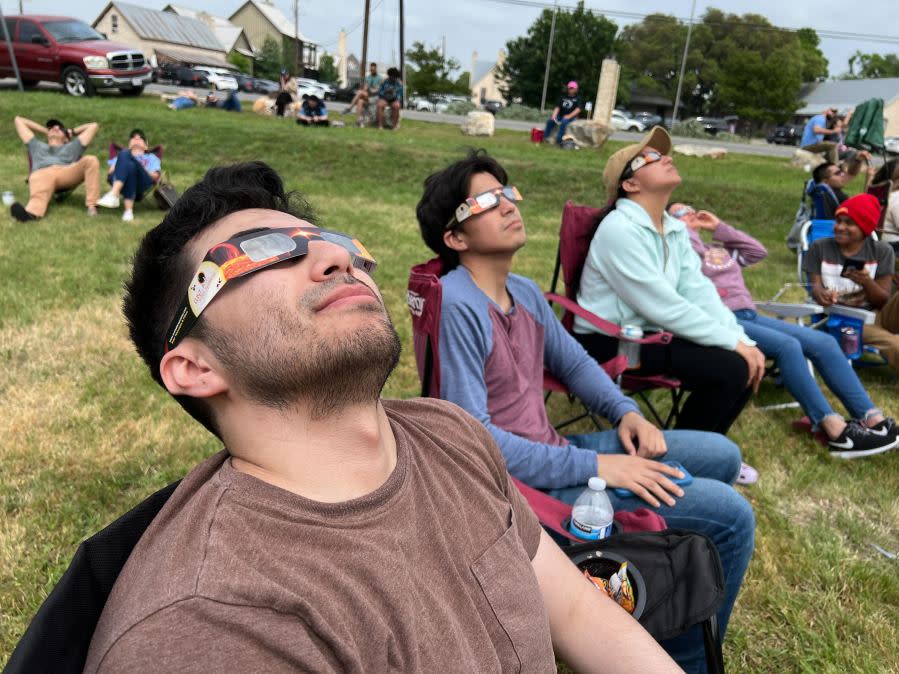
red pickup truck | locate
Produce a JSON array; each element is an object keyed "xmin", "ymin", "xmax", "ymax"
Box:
[{"xmin": 0, "ymin": 15, "xmax": 152, "ymax": 96}]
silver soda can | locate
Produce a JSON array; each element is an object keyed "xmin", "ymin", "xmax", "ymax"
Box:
[
  {"xmin": 618, "ymin": 324, "xmax": 644, "ymax": 369},
  {"xmin": 840, "ymin": 326, "xmax": 859, "ymax": 356}
]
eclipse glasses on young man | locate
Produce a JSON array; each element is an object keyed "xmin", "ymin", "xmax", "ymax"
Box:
[
  {"xmin": 447, "ymin": 186, "xmax": 522, "ymax": 229},
  {"xmin": 163, "ymin": 226, "xmax": 377, "ymax": 354}
]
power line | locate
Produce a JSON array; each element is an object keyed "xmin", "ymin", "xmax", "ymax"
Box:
[
  {"xmin": 319, "ymin": 0, "xmax": 386, "ymax": 48},
  {"xmin": 479, "ymin": 0, "xmax": 899, "ymax": 46}
]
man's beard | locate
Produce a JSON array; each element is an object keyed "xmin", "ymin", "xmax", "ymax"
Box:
[{"xmin": 202, "ymin": 276, "xmax": 402, "ymax": 419}]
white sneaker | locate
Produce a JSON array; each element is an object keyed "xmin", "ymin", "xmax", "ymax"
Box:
[
  {"xmin": 97, "ymin": 191, "xmax": 120, "ymax": 209},
  {"xmin": 122, "ymin": 209, "xmax": 134, "ymax": 222}
]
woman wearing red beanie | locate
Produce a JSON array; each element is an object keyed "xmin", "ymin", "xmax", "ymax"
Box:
[{"xmin": 804, "ymin": 193, "xmax": 899, "ymax": 372}]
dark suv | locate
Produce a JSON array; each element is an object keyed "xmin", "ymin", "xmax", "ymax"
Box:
[
  {"xmin": 692, "ymin": 117, "xmax": 730, "ymax": 135},
  {"xmin": 766, "ymin": 124, "xmax": 802, "ymax": 146},
  {"xmin": 0, "ymin": 15, "xmax": 151, "ymax": 96}
]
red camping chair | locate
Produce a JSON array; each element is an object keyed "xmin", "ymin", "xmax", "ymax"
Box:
[
  {"xmin": 546, "ymin": 201, "xmax": 685, "ymax": 428},
  {"xmin": 407, "ymin": 257, "xmax": 627, "ymax": 430}
]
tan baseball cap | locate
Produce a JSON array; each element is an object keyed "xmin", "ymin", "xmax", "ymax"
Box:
[{"xmin": 602, "ymin": 125, "xmax": 672, "ymax": 202}]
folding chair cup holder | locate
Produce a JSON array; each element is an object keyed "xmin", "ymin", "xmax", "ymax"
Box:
[{"xmin": 566, "ymin": 547, "xmax": 647, "ymax": 620}]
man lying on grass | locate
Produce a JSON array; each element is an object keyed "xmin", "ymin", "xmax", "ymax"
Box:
[
  {"xmin": 84, "ymin": 161, "xmax": 679, "ymax": 672},
  {"xmin": 415, "ymin": 149, "xmax": 755, "ymax": 673}
]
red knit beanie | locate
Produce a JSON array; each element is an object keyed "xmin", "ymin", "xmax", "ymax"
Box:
[{"xmin": 835, "ymin": 193, "xmax": 881, "ymax": 236}]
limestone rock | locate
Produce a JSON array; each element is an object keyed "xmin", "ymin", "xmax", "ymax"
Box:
[
  {"xmin": 673, "ymin": 144, "xmax": 727, "ymax": 159},
  {"xmin": 566, "ymin": 120, "xmax": 612, "ymax": 149},
  {"xmin": 790, "ymin": 148, "xmax": 826, "ymax": 170},
  {"xmin": 460, "ymin": 111, "xmax": 495, "ymax": 137}
]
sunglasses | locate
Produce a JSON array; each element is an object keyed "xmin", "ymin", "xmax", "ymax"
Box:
[
  {"xmin": 621, "ymin": 149, "xmax": 664, "ymax": 181},
  {"xmin": 163, "ymin": 226, "xmax": 377, "ymax": 354},
  {"xmin": 447, "ymin": 186, "xmax": 523, "ymax": 229}
]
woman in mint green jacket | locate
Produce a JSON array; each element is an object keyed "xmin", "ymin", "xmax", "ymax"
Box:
[{"xmin": 573, "ymin": 127, "xmax": 766, "ymax": 435}]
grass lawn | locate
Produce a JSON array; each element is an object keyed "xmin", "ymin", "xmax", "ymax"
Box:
[{"xmin": 1, "ymin": 92, "xmax": 897, "ymax": 672}]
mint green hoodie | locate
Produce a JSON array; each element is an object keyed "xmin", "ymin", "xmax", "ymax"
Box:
[{"xmin": 574, "ymin": 198, "xmax": 754, "ymax": 350}]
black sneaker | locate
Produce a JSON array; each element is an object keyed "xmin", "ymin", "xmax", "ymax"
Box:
[
  {"xmin": 10, "ymin": 202, "xmax": 37, "ymax": 222},
  {"xmin": 828, "ymin": 421, "xmax": 899, "ymax": 459},
  {"xmin": 864, "ymin": 417, "xmax": 899, "ymax": 441}
]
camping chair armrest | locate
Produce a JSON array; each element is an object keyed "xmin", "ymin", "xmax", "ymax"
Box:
[
  {"xmin": 823, "ymin": 305, "xmax": 877, "ymax": 325},
  {"xmin": 544, "ymin": 293, "xmax": 673, "ymax": 344},
  {"xmin": 755, "ymin": 301, "xmax": 823, "ymax": 319}
]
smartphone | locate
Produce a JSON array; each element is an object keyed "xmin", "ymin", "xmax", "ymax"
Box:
[
  {"xmin": 611, "ymin": 461, "xmax": 693, "ymax": 499},
  {"xmin": 840, "ymin": 259, "xmax": 865, "ymax": 277}
]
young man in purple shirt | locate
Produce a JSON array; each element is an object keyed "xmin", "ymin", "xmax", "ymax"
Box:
[{"xmin": 415, "ymin": 150, "xmax": 755, "ymax": 673}]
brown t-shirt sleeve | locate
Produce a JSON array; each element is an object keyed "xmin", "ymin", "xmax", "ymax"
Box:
[
  {"xmin": 93, "ymin": 598, "xmax": 341, "ymax": 673},
  {"xmin": 451, "ymin": 402, "xmax": 543, "ymax": 560}
]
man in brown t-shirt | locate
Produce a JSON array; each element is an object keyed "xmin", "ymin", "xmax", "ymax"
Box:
[{"xmin": 84, "ymin": 161, "xmax": 679, "ymax": 672}]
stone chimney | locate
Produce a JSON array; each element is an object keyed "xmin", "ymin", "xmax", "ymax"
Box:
[{"xmin": 337, "ymin": 29, "xmax": 347, "ymax": 86}]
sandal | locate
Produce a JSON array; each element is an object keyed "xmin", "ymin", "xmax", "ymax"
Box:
[{"xmin": 736, "ymin": 461, "xmax": 759, "ymax": 485}]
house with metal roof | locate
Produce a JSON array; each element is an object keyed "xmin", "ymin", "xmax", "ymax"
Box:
[
  {"xmin": 469, "ymin": 50, "xmax": 507, "ymax": 106},
  {"xmin": 797, "ymin": 77, "xmax": 899, "ymax": 136},
  {"xmin": 229, "ymin": 0, "xmax": 319, "ymax": 74},
  {"xmin": 93, "ymin": 1, "xmax": 230, "ymax": 69},
  {"xmin": 163, "ymin": 5, "xmax": 254, "ymax": 59}
]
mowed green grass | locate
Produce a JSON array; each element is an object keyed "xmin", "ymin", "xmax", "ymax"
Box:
[{"xmin": 0, "ymin": 92, "xmax": 897, "ymax": 672}]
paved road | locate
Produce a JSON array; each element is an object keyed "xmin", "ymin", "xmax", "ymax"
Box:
[{"xmin": 2, "ymin": 78, "xmax": 798, "ymax": 159}]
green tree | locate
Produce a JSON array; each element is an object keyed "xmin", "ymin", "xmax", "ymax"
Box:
[
  {"xmin": 255, "ymin": 36, "xmax": 284, "ymax": 81},
  {"xmin": 318, "ymin": 53, "xmax": 339, "ymax": 82},
  {"xmin": 796, "ymin": 28, "xmax": 828, "ymax": 82},
  {"xmin": 498, "ymin": 1, "xmax": 617, "ymax": 109},
  {"xmin": 846, "ymin": 51, "xmax": 899, "ymax": 79},
  {"xmin": 228, "ymin": 51, "xmax": 252, "ymax": 75},
  {"xmin": 404, "ymin": 41, "xmax": 463, "ymax": 96}
]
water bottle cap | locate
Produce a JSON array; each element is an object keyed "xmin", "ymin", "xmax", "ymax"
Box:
[{"xmin": 588, "ymin": 477, "xmax": 606, "ymax": 491}]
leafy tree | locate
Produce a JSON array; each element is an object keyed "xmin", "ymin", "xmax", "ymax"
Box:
[
  {"xmin": 498, "ymin": 1, "xmax": 617, "ymax": 109},
  {"xmin": 846, "ymin": 51, "xmax": 899, "ymax": 79},
  {"xmin": 404, "ymin": 41, "xmax": 466, "ymax": 95},
  {"xmin": 717, "ymin": 44, "xmax": 801, "ymax": 125},
  {"xmin": 228, "ymin": 51, "xmax": 252, "ymax": 75},
  {"xmin": 454, "ymin": 71, "xmax": 470, "ymax": 92},
  {"xmin": 796, "ymin": 28, "xmax": 828, "ymax": 82},
  {"xmin": 255, "ymin": 36, "xmax": 284, "ymax": 81},
  {"xmin": 318, "ymin": 53, "xmax": 339, "ymax": 82}
]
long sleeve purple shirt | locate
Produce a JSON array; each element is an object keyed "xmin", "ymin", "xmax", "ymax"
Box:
[
  {"xmin": 687, "ymin": 221, "xmax": 768, "ymax": 312},
  {"xmin": 438, "ymin": 266, "xmax": 640, "ymax": 490}
]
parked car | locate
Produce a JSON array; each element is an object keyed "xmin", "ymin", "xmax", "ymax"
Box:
[
  {"xmin": 296, "ymin": 77, "xmax": 333, "ymax": 99},
  {"xmin": 766, "ymin": 124, "xmax": 803, "ymax": 146},
  {"xmin": 885, "ymin": 136, "xmax": 899, "ymax": 157},
  {"xmin": 0, "ymin": 15, "xmax": 152, "ymax": 96},
  {"xmin": 632, "ymin": 111, "xmax": 663, "ymax": 128},
  {"xmin": 333, "ymin": 85, "xmax": 356, "ymax": 102},
  {"xmin": 234, "ymin": 73, "xmax": 256, "ymax": 92},
  {"xmin": 482, "ymin": 99, "xmax": 503, "ymax": 115},
  {"xmin": 252, "ymin": 78, "xmax": 279, "ymax": 95},
  {"xmin": 689, "ymin": 117, "xmax": 730, "ymax": 135},
  {"xmin": 411, "ymin": 96, "xmax": 434, "ymax": 112},
  {"xmin": 610, "ymin": 110, "xmax": 645, "ymax": 132},
  {"xmin": 192, "ymin": 66, "xmax": 237, "ymax": 90}
]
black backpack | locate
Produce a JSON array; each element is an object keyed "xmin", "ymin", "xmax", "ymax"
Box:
[{"xmin": 380, "ymin": 79, "xmax": 398, "ymax": 102}]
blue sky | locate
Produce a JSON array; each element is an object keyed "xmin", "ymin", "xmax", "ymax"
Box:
[{"xmin": 5, "ymin": 0, "xmax": 897, "ymax": 79}]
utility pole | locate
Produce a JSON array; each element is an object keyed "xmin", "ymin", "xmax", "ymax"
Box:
[
  {"xmin": 0, "ymin": 4, "xmax": 23, "ymax": 92},
  {"xmin": 399, "ymin": 0, "xmax": 405, "ymax": 99},
  {"xmin": 361, "ymin": 0, "xmax": 371, "ymax": 83},
  {"xmin": 293, "ymin": 0, "xmax": 300, "ymax": 74},
  {"xmin": 671, "ymin": 0, "xmax": 696, "ymax": 127},
  {"xmin": 539, "ymin": 0, "xmax": 558, "ymax": 114}
]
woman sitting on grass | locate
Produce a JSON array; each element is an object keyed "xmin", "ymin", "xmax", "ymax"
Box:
[{"xmin": 671, "ymin": 201, "xmax": 898, "ymax": 460}]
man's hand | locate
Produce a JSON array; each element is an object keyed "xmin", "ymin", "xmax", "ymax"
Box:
[
  {"xmin": 843, "ymin": 268, "xmax": 870, "ymax": 286},
  {"xmin": 617, "ymin": 412, "xmax": 667, "ymax": 458},
  {"xmin": 734, "ymin": 341, "xmax": 765, "ymax": 393},
  {"xmin": 694, "ymin": 209, "xmax": 720, "ymax": 230},
  {"xmin": 72, "ymin": 121, "xmax": 99, "ymax": 146},
  {"xmin": 595, "ymin": 454, "xmax": 684, "ymax": 508}
]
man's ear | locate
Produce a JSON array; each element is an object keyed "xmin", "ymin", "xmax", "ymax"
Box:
[
  {"xmin": 443, "ymin": 228, "xmax": 469, "ymax": 253},
  {"xmin": 159, "ymin": 340, "xmax": 228, "ymax": 399}
]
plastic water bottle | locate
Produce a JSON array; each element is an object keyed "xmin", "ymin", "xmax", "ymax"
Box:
[
  {"xmin": 569, "ymin": 477, "xmax": 614, "ymax": 541},
  {"xmin": 617, "ymin": 324, "xmax": 643, "ymax": 369}
]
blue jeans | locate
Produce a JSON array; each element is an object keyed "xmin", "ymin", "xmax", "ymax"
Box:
[
  {"xmin": 734, "ymin": 309, "xmax": 876, "ymax": 425},
  {"xmin": 551, "ymin": 430, "xmax": 755, "ymax": 674},
  {"xmin": 110, "ymin": 151, "xmax": 155, "ymax": 201},
  {"xmin": 544, "ymin": 116, "xmax": 573, "ymax": 144}
]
